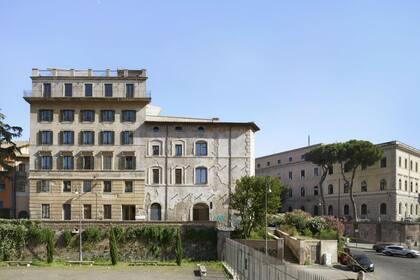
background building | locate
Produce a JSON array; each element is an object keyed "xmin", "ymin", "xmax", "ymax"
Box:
[
  {"xmin": 24, "ymin": 68, "xmax": 258, "ymax": 225},
  {"xmin": 256, "ymin": 141, "xmax": 420, "ymax": 222}
]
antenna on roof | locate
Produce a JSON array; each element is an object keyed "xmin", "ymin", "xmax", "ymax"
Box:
[{"xmin": 308, "ymin": 135, "xmax": 311, "ymax": 146}]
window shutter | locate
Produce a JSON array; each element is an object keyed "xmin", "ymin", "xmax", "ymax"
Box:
[
  {"xmin": 112, "ymin": 110, "xmax": 115, "ymax": 122},
  {"xmin": 92, "ymin": 132, "xmax": 95, "ymax": 145},
  {"xmin": 36, "ymin": 181, "xmax": 41, "ymax": 193}
]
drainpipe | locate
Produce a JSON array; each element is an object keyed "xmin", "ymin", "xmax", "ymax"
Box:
[
  {"xmin": 164, "ymin": 125, "xmax": 168, "ymax": 220},
  {"xmin": 228, "ymin": 127, "xmax": 232, "ymax": 227}
]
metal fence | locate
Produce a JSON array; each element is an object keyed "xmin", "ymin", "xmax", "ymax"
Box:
[{"xmin": 224, "ymin": 238, "xmax": 328, "ymax": 280}]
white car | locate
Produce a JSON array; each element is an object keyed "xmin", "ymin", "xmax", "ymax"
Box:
[{"xmin": 382, "ymin": 245, "xmax": 420, "ymax": 258}]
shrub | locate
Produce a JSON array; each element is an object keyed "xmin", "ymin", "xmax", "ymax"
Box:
[
  {"xmin": 175, "ymin": 229, "xmax": 183, "ymax": 266},
  {"xmin": 317, "ymin": 229, "xmax": 337, "ymax": 240},
  {"xmin": 62, "ymin": 230, "xmax": 72, "ymax": 248},
  {"xmin": 45, "ymin": 229, "xmax": 55, "ymax": 263},
  {"xmin": 109, "ymin": 227, "xmax": 118, "ymax": 265},
  {"xmin": 82, "ymin": 227, "xmax": 104, "ymax": 244},
  {"xmin": 113, "ymin": 226, "xmax": 125, "ymax": 243},
  {"xmin": 279, "ymin": 224, "xmax": 298, "ymax": 237},
  {"xmin": 184, "ymin": 227, "xmax": 217, "ymax": 245},
  {"xmin": 306, "ymin": 216, "xmax": 328, "ymax": 235},
  {"xmin": 302, "ymin": 228, "xmax": 313, "ymax": 238},
  {"xmin": 267, "ymin": 214, "xmax": 285, "ymax": 227},
  {"xmin": 284, "ymin": 210, "xmax": 311, "ymax": 233},
  {"xmin": 322, "ymin": 216, "xmax": 344, "ymax": 236}
]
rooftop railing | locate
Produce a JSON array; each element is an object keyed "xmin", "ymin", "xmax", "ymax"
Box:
[
  {"xmin": 32, "ymin": 68, "xmax": 146, "ymax": 78},
  {"xmin": 23, "ymin": 89, "xmax": 151, "ymax": 98}
]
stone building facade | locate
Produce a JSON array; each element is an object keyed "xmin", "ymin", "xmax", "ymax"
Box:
[
  {"xmin": 256, "ymin": 141, "xmax": 420, "ymax": 222},
  {"xmin": 25, "ymin": 68, "xmax": 258, "ymax": 225}
]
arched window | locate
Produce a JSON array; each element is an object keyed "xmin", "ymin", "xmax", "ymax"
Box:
[
  {"xmin": 344, "ymin": 182, "xmax": 349, "ymax": 193},
  {"xmin": 361, "ymin": 181, "xmax": 367, "ymax": 192},
  {"xmin": 313, "ymin": 186, "xmax": 319, "ymax": 196},
  {"xmin": 328, "ymin": 184, "xmax": 333, "ymax": 195},
  {"xmin": 195, "ymin": 141, "xmax": 208, "ymax": 156},
  {"xmin": 380, "ymin": 179, "xmax": 386, "ymax": 191},
  {"xmin": 150, "ymin": 203, "xmax": 162, "ymax": 221},
  {"xmin": 328, "ymin": 205, "xmax": 333, "ymax": 216},
  {"xmin": 410, "ymin": 204, "xmax": 414, "ymax": 215},
  {"xmin": 410, "ymin": 182, "xmax": 413, "ymax": 192},
  {"xmin": 399, "ymin": 203, "xmax": 402, "ymax": 214},
  {"xmin": 344, "ymin": 204, "xmax": 349, "ymax": 216},
  {"xmin": 398, "ymin": 179, "xmax": 402, "ymax": 190},
  {"xmin": 195, "ymin": 167, "xmax": 208, "ymax": 184},
  {"xmin": 313, "ymin": 205, "xmax": 319, "ymax": 216},
  {"xmin": 361, "ymin": 204, "xmax": 368, "ymax": 216},
  {"xmin": 380, "ymin": 203, "xmax": 387, "ymax": 215},
  {"xmin": 18, "ymin": 163, "xmax": 26, "ymax": 172},
  {"xmin": 416, "ymin": 183, "xmax": 419, "ymax": 193},
  {"xmin": 152, "ymin": 126, "xmax": 160, "ymax": 132},
  {"xmin": 197, "ymin": 126, "xmax": 205, "ymax": 133},
  {"xmin": 192, "ymin": 203, "xmax": 209, "ymax": 221},
  {"xmin": 404, "ymin": 180, "xmax": 408, "ymax": 191},
  {"xmin": 300, "ymin": 187, "xmax": 305, "ymax": 197}
]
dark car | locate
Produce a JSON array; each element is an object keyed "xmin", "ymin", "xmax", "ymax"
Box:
[
  {"xmin": 372, "ymin": 243, "xmax": 397, "ymax": 253},
  {"xmin": 348, "ymin": 254, "xmax": 374, "ymax": 272}
]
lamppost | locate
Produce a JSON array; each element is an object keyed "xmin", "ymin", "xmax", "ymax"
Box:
[
  {"xmin": 74, "ymin": 185, "xmax": 83, "ymax": 262},
  {"xmin": 265, "ymin": 179, "xmax": 272, "ymax": 256}
]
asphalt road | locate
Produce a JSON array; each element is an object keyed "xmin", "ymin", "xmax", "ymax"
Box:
[{"xmin": 351, "ymin": 247, "xmax": 420, "ymax": 280}]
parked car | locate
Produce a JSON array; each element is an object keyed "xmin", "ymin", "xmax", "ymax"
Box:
[
  {"xmin": 372, "ymin": 243, "xmax": 397, "ymax": 253},
  {"xmin": 348, "ymin": 254, "xmax": 374, "ymax": 272},
  {"xmin": 382, "ymin": 245, "xmax": 420, "ymax": 258}
]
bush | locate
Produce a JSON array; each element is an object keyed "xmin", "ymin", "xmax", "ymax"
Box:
[
  {"xmin": 82, "ymin": 227, "xmax": 104, "ymax": 244},
  {"xmin": 184, "ymin": 227, "xmax": 217, "ymax": 245},
  {"xmin": 45, "ymin": 229, "xmax": 55, "ymax": 263},
  {"xmin": 62, "ymin": 230, "xmax": 72, "ymax": 248},
  {"xmin": 109, "ymin": 227, "xmax": 118, "ymax": 265},
  {"xmin": 267, "ymin": 214, "xmax": 285, "ymax": 227},
  {"xmin": 279, "ymin": 224, "xmax": 298, "ymax": 237},
  {"xmin": 322, "ymin": 216, "xmax": 344, "ymax": 236},
  {"xmin": 113, "ymin": 226, "xmax": 125, "ymax": 243},
  {"xmin": 317, "ymin": 229, "xmax": 337, "ymax": 240},
  {"xmin": 306, "ymin": 216, "xmax": 328, "ymax": 235},
  {"xmin": 302, "ymin": 228, "xmax": 313, "ymax": 238},
  {"xmin": 175, "ymin": 229, "xmax": 183, "ymax": 266},
  {"xmin": 284, "ymin": 210, "xmax": 311, "ymax": 234}
]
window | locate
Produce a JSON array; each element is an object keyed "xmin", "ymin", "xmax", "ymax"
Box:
[
  {"xmin": 300, "ymin": 187, "xmax": 305, "ymax": 197},
  {"xmin": 175, "ymin": 168, "xmax": 182, "ymax": 184},
  {"xmin": 125, "ymin": 181, "xmax": 133, "ymax": 193},
  {"xmin": 410, "ymin": 204, "xmax": 414, "ymax": 215},
  {"xmin": 198, "ymin": 126, "xmax": 204, "ymax": 133},
  {"xmin": 398, "ymin": 156, "xmax": 401, "ymax": 167},
  {"xmin": 416, "ymin": 183, "xmax": 419, "ymax": 193},
  {"xmin": 18, "ymin": 163, "xmax": 25, "ymax": 172},
  {"xmin": 150, "ymin": 203, "xmax": 162, "ymax": 221},
  {"xmin": 410, "ymin": 160, "xmax": 413, "ymax": 170},
  {"xmin": 152, "ymin": 169, "xmax": 160, "ymax": 184},
  {"xmin": 63, "ymin": 181, "xmax": 71, "ymax": 192},
  {"xmin": 39, "ymin": 110, "xmax": 53, "ymax": 122},
  {"xmin": 195, "ymin": 167, "xmax": 208, "ymax": 184},
  {"xmin": 80, "ymin": 131, "xmax": 94, "ymax": 145},
  {"xmin": 152, "ymin": 145, "xmax": 160, "ymax": 156},
  {"xmin": 405, "ymin": 158, "xmax": 408, "ymax": 169},
  {"xmin": 42, "ymin": 204, "xmax": 50, "ymax": 219},
  {"xmin": 300, "ymin": 169, "xmax": 305, "ymax": 179},
  {"xmin": 361, "ymin": 204, "xmax": 368, "ymax": 216},
  {"xmin": 288, "ymin": 156, "xmax": 292, "ymax": 162},
  {"xmin": 81, "ymin": 155, "xmax": 94, "ymax": 170},
  {"xmin": 83, "ymin": 181, "xmax": 92, "ymax": 192},
  {"xmin": 39, "ymin": 131, "xmax": 53, "ymax": 145},
  {"xmin": 410, "ymin": 182, "xmax": 413, "ymax": 192},
  {"xmin": 314, "ymin": 167, "xmax": 319, "ymax": 176},
  {"xmin": 195, "ymin": 141, "xmax": 208, "ymax": 156},
  {"xmin": 104, "ymin": 83, "xmax": 113, "ymax": 97},
  {"xmin": 267, "ymin": 161, "xmax": 270, "ymax": 167},
  {"xmin": 380, "ymin": 157, "xmax": 387, "ymax": 168},
  {"xmin": 83, "ymin": 204, "xmax": 92, "ymax": 219},
  {"xmin": 100, "ymin": 110, "xmax": 115, "ymax": 122},
  {"xmin": 314, "ymin": 186, "xmax": 319, "ymax": 196},
  {"xmin": 121, "ymin": 131, "xmax": 133, "ymax": 145},
  {"xmin": 404, "ymin": 180, "xmax": 408, "ymax": 191},
  {"xmin": 328, "ymin": 165, "xmax": 333, "ymax": 175},
  {"xmin": 380, "ymin": 179, "xmax": 386, "ymax": 191},
  {"xmin": 175, "ymin": 126, "xmax": 183, "ymax": 132},
  {"xmin": 126, "ymin": 84, "xmax": 134, "ymax": 97},
  {"xmin": 327, "ymin": 184, "xmax": 333, "ymax": 194},
  {"xmin": 152, "ymin": 126, "xmax": 159, "ymax": 132},
  {"xmin": 344, "ymin": 182, "xmax": 349, "ymax": 193},
  {"xmin": 288, "ymin": 171, "xmax": 293, "ymax": 180},
  {"xmin": 103, "ymin": 205, "xmax": 112, "ymax": 219},
  {"xmin": 121, "ymin": 156, "xmax": 135, "ymax": 170},
  {"xmin": 344, "ymin": 204, "xmax": 349, "ymax": 216},
  {"xmin": 81, "ymin": 110, "xmax": 95, "ymax": 122},
  {"xmin": 121, "ymin": 110, "xmax": 136, "ymax": 122},
  {"xmin": 313, "ymin": 205, "xmax": 319, "ymax": 216},
  {"xmin": 175, "ymin": 144, "xmax": 183, "ymax": 156},
  {"xmin": 278, "ymin": 159, "xmax": 281, "ymax": 164},
  {"xmin": 257, "ymin": 163, "xmax": 261, "ymax": 168},
  {"xmin": 43, "ymin": 83, "xmax": 51, "ymax": 97},
  {"xmin": 416, "ymin": 162, "xmax": 418, "ymax": 172},
  {"xmin": 63, "ymin": 204, "xmax": 71, "ymax": 220},
  {"xmin": 40, "ymin": 155, "xmax": 52, "ymax": 170},
  {"xmin": 38, "ymin": 180, "xmax": 50, "ymax": 192},
  {"xmin": 84, "ymin": 83, "xmax": 93, "ymax": 97},
  {"xmin": 103, "ymin": 155, "xmax": 113, "ymax": 170},
  {"xmin": 62, "ymin": 155, "xmax": 74, "ymax": 170},
  {"xmin": 328, "ymin": 205, "xmax": 333, "ymax": 215},
  {"xmin": 399, "ymin": 202, "xmax": 402, "ymax": 214},
  {"xmin": 380, "ymin": 203, "xmax": 387, "ymax": 215},
  {"xmin": 64, "ymin": 83, "xmax": 72, "ymax": 97},
  {"xmin": 61, "ymin": 131, "xmax": 74, "ymax": 145},
  {"xmin": 103, "ymin": 181, "xmax": 112, "ymax": 193},
  {"xmin": 101, "ymin": 131, "xmax": 114, "ymax": 145},
  {"xmin": 399, "ymin": 179, "xmax": 402, "ymax": 190},
  {"xmin": 60, "ymin": 110, "xmax": 74, "ymax": 122},
  {"xmin": 361, "ymin": 181, "xmax": 367, "ymax": 192}
]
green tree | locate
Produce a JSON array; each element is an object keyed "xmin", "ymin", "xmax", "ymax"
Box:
[
  {"xmin": 336, "ymin": 140, "xmax": 383, "ymax": 221},
  {"xmin": 231, "ymin": 176, "xmax": 282, "ymax": 238},
  {"xmin": 175, "ymin": 229, "xmax": 183, "ymax": 266},
  {"xmin": 304, "ymin": 144, "xmax": 339, "ymax": 215},
  {"xmin": 45, "ymin": 229, "xmax": 55, "ymax": 263},
  {"xmin": 0, "ymin": 110, "xmax": 23, "ymax": 179},
  {"xmin": 109, "ymin": 227, "xmax": 118, "ymax": 265}
]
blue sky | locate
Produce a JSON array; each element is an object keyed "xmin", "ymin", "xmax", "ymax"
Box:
[{"xmin": 0, "ymin": 0, "xmax": 419, "ymax": 156}]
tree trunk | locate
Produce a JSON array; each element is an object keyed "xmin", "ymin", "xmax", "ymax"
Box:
[
  {"xmin": 319, "ymin": 166, "xmax": 328, "ymax": 215},
  {"xmin": 349, "ymin": 168, "xmax": 358, "ymax": 222}
]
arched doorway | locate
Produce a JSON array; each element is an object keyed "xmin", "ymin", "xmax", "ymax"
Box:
[
  {"xmin": 150, "ymin": 203, "xmax": 162, "ymax": 221},
  {"xmin": 192, "ymin": 203, "xmax": 209, "ymax": 221}
]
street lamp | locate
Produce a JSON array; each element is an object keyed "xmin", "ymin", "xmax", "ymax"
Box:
[
  {"xmin": 265, "ymin": 179, "xmax": 272, "ymax": 256},
  {"xmin": 74, "ymin": 185, "xmax": 83, "ymax": 262}
]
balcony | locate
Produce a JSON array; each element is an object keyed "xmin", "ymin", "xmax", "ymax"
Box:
[{"xmin": 22, "ymin": 90, "xmax": 151, "ymax": 99}]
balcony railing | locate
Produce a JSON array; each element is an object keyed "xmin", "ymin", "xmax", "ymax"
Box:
[
  {"xmin": 32, "ymin": 68, "xmax": 146, "ymax": 78},
  {"xmin": 23, "ymin": 89, "xmax": 151, "ymax": 98}
]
